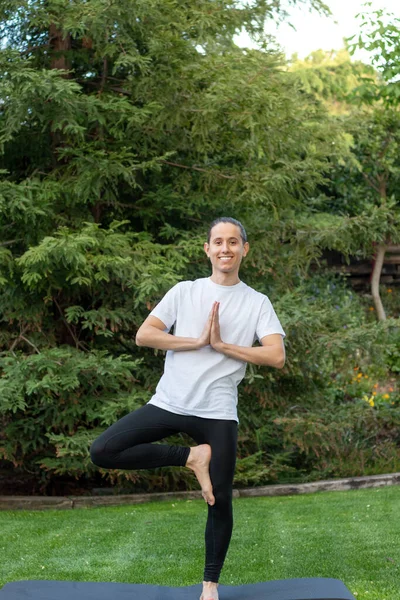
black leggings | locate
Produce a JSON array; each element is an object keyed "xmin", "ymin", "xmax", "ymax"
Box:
[{"xmin": 90, "ymin": 404, "xmax": 238, "ymax": 583}]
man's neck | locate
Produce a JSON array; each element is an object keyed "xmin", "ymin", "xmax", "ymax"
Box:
[{"xmin": 210, "ymin": 272, "xmax": 241, "ymax": 286}]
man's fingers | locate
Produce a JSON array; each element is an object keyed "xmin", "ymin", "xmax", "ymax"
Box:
[
  {"xmin": 208, "ymin": 303, "xmax": 216, "ymax": 324},
  {"xmin": 210, "ymin": 302, "xmax": 217, "ymax": 318},
  {"xmin": 209, "ymin": 302, "xmax": 219, "ymax": 329},
  {"xmin": 211, "ymin": 302, "xmax": 219, "ymax": 330}
]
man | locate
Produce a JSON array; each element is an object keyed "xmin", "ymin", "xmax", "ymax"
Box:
[{"xmin": 90, "ymin": 217, "xmax": 286, "ymax": 600}]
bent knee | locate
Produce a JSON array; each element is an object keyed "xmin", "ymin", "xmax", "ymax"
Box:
[{"xmin": 90, "ymin": 438, "xmax": 109, "ymax": 468}]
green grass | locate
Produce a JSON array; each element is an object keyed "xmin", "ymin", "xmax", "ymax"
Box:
[{"xmin": 1, "ymin": 486, "xmax": 400, "ymax": 599}]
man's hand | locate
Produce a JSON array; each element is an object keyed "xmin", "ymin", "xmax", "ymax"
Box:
[
  {"xmin": 210, "ymin": 302, "xmax": 224, "ymax": 352},
  {"xmin": 196, "ymin": 302, "xmax": 218, "ymax": 349}
]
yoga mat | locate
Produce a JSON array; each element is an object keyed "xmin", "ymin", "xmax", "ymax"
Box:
[{"xmin": 0, "ymin": 578, "xmax": 356, "ymax": 600}]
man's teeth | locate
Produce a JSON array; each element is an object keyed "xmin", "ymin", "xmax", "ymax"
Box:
[{"xmin": 220, "ymin": 257, "xmax": 232, "ymax": 260}]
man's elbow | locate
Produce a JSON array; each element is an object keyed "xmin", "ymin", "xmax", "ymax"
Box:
[
  {"xmin": 261, "ymin": 349, "xmax": 285, "ymax": 368},
  {"xmin": 135, "ymin": 328, "xmax": 146, "ymax": 347},
  {"xmin": 275, "ymin": 351, "xmax": 286, "ymax": 369}
]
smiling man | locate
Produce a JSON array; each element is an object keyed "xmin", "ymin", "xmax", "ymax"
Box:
[{"xmin": 90, "ymin": 217, "xmax": 285, "ymax": 600}]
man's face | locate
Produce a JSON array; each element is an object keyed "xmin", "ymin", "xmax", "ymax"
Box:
[{"xmin": 204, "ymin": 222, "xmax": 249, "ymax": 275}]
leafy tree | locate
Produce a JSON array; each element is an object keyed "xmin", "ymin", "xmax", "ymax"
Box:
[
  {"xmin": 289, "ymin": 48, "xmax": 373, "ymax": 113},
  {"xmin": 287, "ymin": 9, "xmax": 400, "ymax": 321},
  {"xmin": 345, "ymin": 6, "xmax": 400, "ymax": 319}
]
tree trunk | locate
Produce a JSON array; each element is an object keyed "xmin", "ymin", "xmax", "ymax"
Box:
[
  {"xmin": 371, "ymin": 243, "xmax": 387, "ymax": 320},
  {"xmin": 48, "ymin": 23, "xmax": 72, "ymax": 163},
  {"xmin": 363, "ymin": 172, "xmax": 390, "ymax": 321},
  {"xmin": 49, "ymin": 23, "xmax": 71, "ymax": 72}
]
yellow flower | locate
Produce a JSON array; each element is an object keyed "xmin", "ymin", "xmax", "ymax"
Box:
[
  {"xmin": 373, "ymin": 383, "xmax": 378, "ymax": 389},
  {"xmin": 387, "ymin": 288, "xmax": 393, "ymax": 293},
  {"xmin": 372, "ymin": 392, "xmax": 377, "ymax": 396},
  {"xmin": 369, "ymin": 306, "xmax": 375, "ymax": 311},
  {"xmin": 368, "ymin": 399, "xmax": 375, "ymax": 407},
  {"xmin": 383, "ymin": 394, "xmax": 390, "ymax": 400},
  {"xmin": 364, "ymin": 375, "xmax": 369, "ymax": 379}
]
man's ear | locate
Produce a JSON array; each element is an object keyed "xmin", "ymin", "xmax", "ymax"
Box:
[
  {"xmin": 204, "ymin": 242, "xmax": 210, "ymax": 257},
  {"xmin": 243, "ymin": 242, "xmax": 249, "ymax": 257}
]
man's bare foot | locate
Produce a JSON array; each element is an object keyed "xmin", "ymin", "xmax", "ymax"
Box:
[
  {"xmin": 186, "ymin": 444, "xmax": 215, "ymax": 506},
  {"xmin": 200, "ymin": 581, "xmax": 219, "ymax": 600}
]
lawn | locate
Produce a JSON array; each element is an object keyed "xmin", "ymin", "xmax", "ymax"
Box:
[{"xmin": 1, "ymin": 486, "xmax": 400, "ymax": 600}]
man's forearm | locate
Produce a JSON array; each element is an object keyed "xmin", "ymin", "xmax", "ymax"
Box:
[
  {"xmin": 136, "ymin": 326, "xmax": 200, "ymax": 351},
  {"xmin": 216, "ymin": 342, "xmax": 285, "ymax": 368}
]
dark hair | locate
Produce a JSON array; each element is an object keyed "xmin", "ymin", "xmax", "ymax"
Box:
[{"xmin": 207, "ymin": 217, "xmax": 247, "ymax": 244}]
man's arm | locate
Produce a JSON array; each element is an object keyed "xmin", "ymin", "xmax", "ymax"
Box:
[
  {"xmin": 209, "ymin": 302, "xmax": 285, "ymax": 368},
  {"xmin": 214, "ymin": 334, "xmax": 285, "ymax": 368},
  {"xmin": 136, "ymin": 304, "xmax": 216, "ymax": 351}
]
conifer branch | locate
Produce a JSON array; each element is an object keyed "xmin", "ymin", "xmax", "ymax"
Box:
[
  {"xmin": 19, "ymin": 335, "xmax": 41, "ymax": 354},
  {"xmin": 53, "ymin": 297, "xmax": 85, "ymax": 350},
  {"xmin": 361, "ymin": 171, "xmax": 380, "ymax": 194},
  {"xmin": 0, "ymin": 239, "xmax": 20, "ymax": 247},
  {"xmin": 9, "ymin": 327, "xmax": 41, "ymax": 355},
  {"xmin": 161, "ymin": 160, "xmax": 235, "ymax": 180}
]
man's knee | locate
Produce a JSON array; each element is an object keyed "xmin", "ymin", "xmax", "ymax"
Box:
[
  {"xmin": 213, "ymin": 486, "xmax": 233, "ymax": 511},
  {"xmin": 90, "ymin": 438, "xmax": 109, "ymax": 468}
]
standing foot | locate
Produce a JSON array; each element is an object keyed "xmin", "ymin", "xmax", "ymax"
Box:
[
  {"xmin": 186, "ymin": 444, "xmax": 215, "ymax": 506},
  {"xmin": 200, "ymin": 581, "xmax": 219, "ymax": 600}
]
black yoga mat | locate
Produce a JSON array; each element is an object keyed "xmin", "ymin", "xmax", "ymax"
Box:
[{"xmin": 0, "ymin": 578, "xmax": 356, "ymax": 600}]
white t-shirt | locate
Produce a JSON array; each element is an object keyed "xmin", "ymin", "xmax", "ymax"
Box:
[{"xmin": 148, "ymin": 277, "xmax": 285, "ymax": 422}]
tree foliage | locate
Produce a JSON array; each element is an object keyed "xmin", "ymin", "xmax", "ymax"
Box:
[
  {"xmin": 289, "ymin": 48, "xmax": 374, "ymax": 113},
  {"xmin": 289, "ymin": 12, "xmax": 400, "ymax": 321},
  {"xmin": 0, "ymin": 0, "xmax": 398, "ymax": 494},
  {"xmin": 347, "ymin": 4, "xmax": 400, "ymax": 106}
]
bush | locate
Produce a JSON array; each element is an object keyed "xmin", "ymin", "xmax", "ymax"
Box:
[{"xmin": 1, "ymin": 268, "xmax": 399, "ymax": 494}]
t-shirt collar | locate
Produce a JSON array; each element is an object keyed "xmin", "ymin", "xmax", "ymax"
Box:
[{"xmin": 207, "ymin": 277, "xmax": 245, "ymax": 291}]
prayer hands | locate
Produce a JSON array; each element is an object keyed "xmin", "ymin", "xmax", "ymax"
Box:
[
  {"xmin": 197, "ymin": 302, "xmax": 216, "ymax": 348},
  {"xmin": 210, "ymin": 302, "xmax": 223, "ymax": 351},
  {"xmin": 196, "ymin": 302, "xmax": 223, "ymax": 351}
]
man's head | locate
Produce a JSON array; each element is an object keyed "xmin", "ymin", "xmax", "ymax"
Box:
[
  {"xmin": 204, "ymin": 217, "xmax": 249, "ymax": 277},
  {"xmin": 207, "ymin": 217, "xmax": 247, "ymax": 245}
]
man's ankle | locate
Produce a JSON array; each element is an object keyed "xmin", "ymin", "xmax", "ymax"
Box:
[{"xmin": 185, "ymin": 447, "xmax": 194, "ymax": 467}]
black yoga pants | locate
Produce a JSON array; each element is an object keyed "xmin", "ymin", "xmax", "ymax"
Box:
[{"xmin": 90, "ymin": 404, "xmax": 238, "ymax": 583}]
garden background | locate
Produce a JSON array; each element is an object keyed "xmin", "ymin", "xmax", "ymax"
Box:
[{"xmin": 1, "ymin": 0, "xmax": 400, "ymax": 496}]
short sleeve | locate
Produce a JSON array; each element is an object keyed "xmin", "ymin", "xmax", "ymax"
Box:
[
  {"xmin": 149, "ymin": 283, "xmax": 181, "ymax": 332},
  {"xmin": 256, "ymin": 296, "xmax": 286, "ymax": 342}
]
